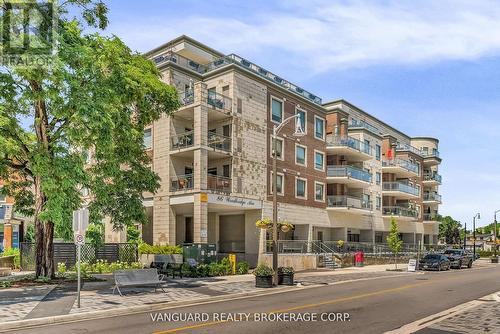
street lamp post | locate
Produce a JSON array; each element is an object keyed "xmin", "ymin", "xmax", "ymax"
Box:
[
  {"xmin": 494, "ymin": 210, "xmax": 500, "ymax": 261},
  {"xmin": 272, "ymin": 114, "xmax": 305, "ymax": 285},
  {"xmin": 473, "ymin": 213, "xmax": 480, "ymax": 261}
]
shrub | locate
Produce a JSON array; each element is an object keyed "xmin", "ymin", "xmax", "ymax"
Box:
[
  {"xmin": 70, "ymin": 260, "xmax": 143, "ymax": 274},
  {"xmin": 253, "ymin": 264, "xmax": 274, "ymax": 277},
  {"xmin": 35, "ymin": 276, "xmax": 52, "ymax": 284},
  {"xmin": 57, "ymin": 262, "xmax": 67, "ymax": 277},
  {"xmin": 0, "ymin": 248, "xmax": 20, "ymax": 269},
  {"xmin": 478, "ymin": 250, "xmax": 494, "ymax": 257},
  {"xmin": 138, "ymin": 243, "xmax": 183, "ymax": 255},
  {"xmin": 0, "ymin": 281, "xmax": 13, "ymax": 288},
  {"xmin": 278, "ymin": 266, "xmax": 294, "ymax": 274},
  {"xmin": 219, "ymin": 257, "xmax": 232, "ymax": 276},
  {"xmin": 236, "ymin": 261, "xmax": 250, "ymax": 275}
]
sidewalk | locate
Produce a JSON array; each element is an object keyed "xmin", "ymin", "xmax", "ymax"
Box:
[{"xmin": 0, "ymin": 263, "xmax": 412, "ymax": 328}]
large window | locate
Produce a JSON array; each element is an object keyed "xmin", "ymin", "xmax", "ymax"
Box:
[
  {"xmin": 376, "ymin": 172, "xmax": 381, "ymax": 185},
  {"xmin": 143, "ymin": 128, "xmax": 152, "ymax": 149},
  {"xmin": 314, "ymin": 151, "xmax": 324, "ymax": 171},
  {"xmin": 270, "ymin": 172, "xmax": 284, "ymax": 195},
  {"xmin": 375, "ymin": 144, "xmax": 381, "ymax": 161},
  {"xmin": 295, "ymin": 144, "xmax": 307, "ymax": 166},
  {"xmin": 314, "ymin": 116, "xmax": 325, "ymax": 140},
  {"xmin": 296, "ymin": 109, "xmax": 306, "ymax": 134},
  {"xmin": 270, "ymin": 136, "xmax": 284, "ymax": 160},
  {"xmin": 315, "ymin": 182, "xmax": 324, "ymax": 201},
  {"xmin": 376, "ymin": 196, "xmax": 381, "ymax": 210},
  {"xmin": 296, "ymin": 178, "xmax": 307, "ymax": 198},
  {"xmin": 271, "ymin": 98, "xmax": 283, "ymax": 123}
]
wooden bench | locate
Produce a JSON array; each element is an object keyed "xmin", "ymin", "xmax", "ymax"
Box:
[{"xmin": 112, "ymin": 269, "xmax": 165, "ymax": 296}]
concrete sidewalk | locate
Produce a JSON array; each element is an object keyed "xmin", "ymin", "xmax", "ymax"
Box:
[{"xmin": 0, "ymin": 262, "xmax": 412, "ymax": 327}]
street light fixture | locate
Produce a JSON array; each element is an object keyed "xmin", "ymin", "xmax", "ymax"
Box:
[
  {"xmin": 272, "ymin": 114, "xmax": 305, "ymax": 285},
  {"xmin": 473, "ymin": 213, "xmax": 480, "ymax": 261}
]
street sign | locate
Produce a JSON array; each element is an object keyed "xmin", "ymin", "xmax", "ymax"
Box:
[
  {"xmin": 72, "ymin": 208, "xmax": 89, "ymax": 233},
  {"xmin": 408, "ymin": 258, "xmax": 417, "ymax": 272},
  {"xmin": 74, "ymin": 233, "xmax": 85, "ymax": 245}
]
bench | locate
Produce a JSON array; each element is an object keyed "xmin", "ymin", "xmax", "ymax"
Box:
[{"xmin": 112, "ymin": 269, "xmax": 165, "ymax": 296}]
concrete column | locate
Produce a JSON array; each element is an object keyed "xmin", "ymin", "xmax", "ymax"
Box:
[
  {"xmin": 194, "ymin": 149, "xmax": 208, "ymax": 191},
  {"xmin": 193, "ymin": 193, "xmax": 208, "ymax": 243},
  {"xmin": 307, "ymin": 224, "xmax": 313, "ymax": 253},
  {"xmin": 153, "ymin": 200, "xmax": 176, "ymax": 245}
]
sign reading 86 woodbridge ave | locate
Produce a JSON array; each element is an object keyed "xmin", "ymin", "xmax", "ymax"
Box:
[{"xmin": 207, "ymin": 193, "xmax": 262, "ymax": 209}]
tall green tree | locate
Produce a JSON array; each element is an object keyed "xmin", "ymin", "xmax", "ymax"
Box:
[
  {"xmin": 0, "ymin": 0, "xmax": 179, "ymax": 277},
  {"xmin": 437, "ymin": 216, "xmax": 462, "ymax": 245},
  {"xmin": 387, "ymin": 216, "xmax": 403, "ymax": 269}
]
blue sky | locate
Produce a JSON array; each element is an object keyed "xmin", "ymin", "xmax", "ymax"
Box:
[{"xmin": 100, "ymin": 0, "xmax": 500, "ymax": 228}]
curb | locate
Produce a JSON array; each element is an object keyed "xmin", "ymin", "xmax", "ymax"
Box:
[{"xmin": 0, "ymin": 270, "xmax": 413, "ymax": 332}]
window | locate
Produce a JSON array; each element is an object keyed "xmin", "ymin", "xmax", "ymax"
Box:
[
  {"xmin": 296, "ymin": 109, "xmax": 306, "ymax": 134},
  {"xmin": 375, "ymin": 144, "xmax": 381, "ymax": 161},
  {"xmin": 223, "ymin": 165, "xmax": 231, "ymax": 178},
  {"xmin": 296, "ymin": 178, "xmax": 307, "ymax": 198},
  {"xmin": 314, "ymin": 116, "xmax": 325, "ymax": 140},
  {"xmin": 143, "ymin": 128, "xmax": 152, "ymax": 149},
  {"xmin": 208, "ymin": 167, "xmax": 217, "ymax": 176},
  {"xmin": 315, "ymin": 182, "xmax": 325, "ymax": 201},
  {"xmin": 314, "ymin": 151, "xmax": 324, "ymax": 171},
  {"xmin": 376, "ymin": 172, "xmax": 381, "ymax": 185},
  {"xmin": 364, "ymin": 139, "xmax": 371, "ymax": 154},
  {"xmin": 271, "ymin": 98, "xmax": 283, "ymax": 123},
  {"xmin": 270, "ymin": 172, "xmax": 284, "ymax": 195},
  {"xmin": 270, "ymin": 136, "xmax": 284, "ymax": 160},
  {"xmin": 295, "ymin": 144, "xmax": 307, "ymax": 166},
  {"xmin": 376, "ymin": 196, "xmax": 381, "ymax": 210}
]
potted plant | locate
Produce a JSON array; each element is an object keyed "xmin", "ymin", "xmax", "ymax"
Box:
[
  {"xmin": 278, "ymin": 266, "xmax": 295, "ymax": 285},
  {"xmin": 253, "ymin": 264, "xmax": 274, "ymax": 288},
  {"xmin": 279, "ymin": 221, "xmax": 294, "ymax": 233},
  {"xmin": 255, "ymin": 218, "xmax": 272, "ymax": 229}
]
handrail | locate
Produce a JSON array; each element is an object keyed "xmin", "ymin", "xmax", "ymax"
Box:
[
  {"xmin": 206, "ymin": 90, "xmax": 232, "ymax": 112},
  {"xmin": 382, "ymin": 206, "xmax": 418, "ymax": 218},
  {"xmin": 207, "ymin": 175, "xmax": 232, "ymax": 193},
  {"xmin": 424, "ymin": 193, "xmax": 442, "ymax": 202},
  {"xmin": 208, "ymin": 132, "xmax": 232, "ymax": 152},
  {"xmin": 326, "ymin": 135, "xmax": 372, "ymax": 156},
  {"xmin": 423, "ymin": 173, "xmax": 442, "ymax": 183},
  {"xmin": 382, "ymin": 158, "xmax": 419, "ymax": 174},
  {"xmin": 170, "ymin": 174, "xmax": 194, "ymax": 191},
  {"xmin": 382, "ymin": 182, "xmax": 420, "ymax": 196},
  {"xmin": 327, "ymin": 195, "xmax": 372, "ymax": 210},
  {"xmin": 170, "ymin": 131, "xmax": 194, "ymax": 150},
  {"xmin": 349, "ymin": 119, "xmax": 379, "ymax": 134},
  {"xmin": 395, "ymin": 143, "xmax": 423, "ymax": 156},
  {"xmin": 326, "ymin": 165, "xmax": 372, "ymax": 183}
]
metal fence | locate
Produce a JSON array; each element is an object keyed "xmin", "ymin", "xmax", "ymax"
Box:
[{"xmin": 20, "ymin": 242, "xmax": 138, "ymax": 271}]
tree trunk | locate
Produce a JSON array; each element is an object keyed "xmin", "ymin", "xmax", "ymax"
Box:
[
  {"xmin": 34, "ymin": 177, "xmax": 46, "ymax": 277},
  {"xmin": 44, "ymin": 221, "xmax": 55, "ymax": 278}
]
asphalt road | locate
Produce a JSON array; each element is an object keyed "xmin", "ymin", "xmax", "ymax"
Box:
[{"xmin": 8, "ymin": 264, "xmax": 500, "ymax": 334}]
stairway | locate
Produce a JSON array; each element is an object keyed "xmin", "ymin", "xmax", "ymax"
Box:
[{"xmin": 323, "ymin": 253, "xmax": 341, "ymax": 269}]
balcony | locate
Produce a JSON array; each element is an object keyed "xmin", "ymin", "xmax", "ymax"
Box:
[
  {"xmin": 382, "ymin": 158, "xmax": 420, "ymax": 177},
  {"xmin": 382, "ymin": 206, "xmax": 418, "ymax": 220},
  {"xmin": 207, "ymin": 175, "xmax": 232, "ymax": 194},
  {"xmin": 170, "ymin": 131, "xmax": 194, "ymax": 151},
  {"xmin": 171, "ymin": 174, "xmax": 194, "ymax": 192},
  {"xmin": 382, "ymin": 182, "xmax": 420, "ymax": 199},
  {"xmin": 349, "ymin": 119, "xmax": 380, "ymax": 135},
  {"xmin": 422, "ymin": 150, "xmax": 441, "ymax": 166},
  {"xmin": 327, "ymin": 195, "xmax": 372, "ymax": 213},
  {"xmin": 326, "ymin": 135, "xmax": 372, "ymax": 161},
  {"xmin": 423, "ymin": 172, "xmax": 442, "ymax": 185},
  {"xmin": 423, "ymin": 213, "xmax": 439, "ymax": 221},
  {"xmin": 208, "ymin": 132, "xmax": 232, "ymax": 154},
  {"xmin": 423, "ymin": 192, "xmax": 442, "ymax": 204},
  {"xmin": 326, "ymin": 165, "xmax": 372, "ymax": 188},
  {"xmin": 178, "ymin": 89, "xmax": 195, "ymax": 106},
  {"xmin": 206, "ymin": 91, "xmax": 232, "ymax": 113},
  {"xmin": 395, "ymin": 143, "xmax": 423, "ymax": 157}
]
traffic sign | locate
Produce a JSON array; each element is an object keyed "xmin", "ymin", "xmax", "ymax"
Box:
[
  {"xmin": 72, "ymin": 208, "xmax": 89, "ymax": 233},
  {"xmin": 74, "ymin": 233, "xmax": 85, "ymax": 245}
]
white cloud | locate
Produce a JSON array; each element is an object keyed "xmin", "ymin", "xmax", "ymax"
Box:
[{"xmin": 108, "ymin": 0, "xmax": 500, "ymax": 72}]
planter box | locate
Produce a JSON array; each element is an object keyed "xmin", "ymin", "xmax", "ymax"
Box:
[
  {"xmin": 139, "ymin": 254, "xmax": 183, "ymax": 267},
  {"xmin": 278, "ymin": 273, "xmax": 294, "ymax": 286},
  {"xmin": 491, "ymin": 257, "xmax": 499, "ymax": 263},
  {"xmin": 255, "ymin": 275, "xmax": 273, "ymax": 288}
]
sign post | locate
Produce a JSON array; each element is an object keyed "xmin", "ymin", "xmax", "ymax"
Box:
[
  {"xmin": 72, "ymin": 208, "xmax": 89, "ymax": 309},
  {"xmin": 407, "ymin": 258, "xmax": 417, "ymax": 272}
]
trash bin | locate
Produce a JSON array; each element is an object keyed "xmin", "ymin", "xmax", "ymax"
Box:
[{"xmin": 354, "ymin": 251, "xmax": 364, "ymax": 267}]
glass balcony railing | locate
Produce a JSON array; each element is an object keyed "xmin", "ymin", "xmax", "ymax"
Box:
[
  {"xmin": 170, "ymin": 131, "xmax": 194, "ymax": 150},
  {"xmin": 327, "ymin": 165, "xmax": 372, "ymax": 183},
  {"xmin": 422, "ymin": 150, "xmax": 440, "ymax": 158},
  {"xmin": 423, "ymin": 173, "xmax": 442, "ymax": 183},
  {"xmin": 424, "ymin": 193, "xmax": 442, "ymax": 202},
  {"xmin": 382, "ymin": 206, "xmax": 418, "ymax": 218},
  {"xmin": 382, "ymin": 182, "xmax": 420, "ymax": 196},
  {"xmin": 207, "ymin": 175, "xmax": 232, "ymax": 193},
  {"xmin": 206, "ymin": 91, "xmax": 232, "ymax": 112},
  {"xmin": 208, "ymin": 133, "xmax": 232, "ymax": 152},
  {"xmin": 382, "ymin": 158, "xmax": 420, "ymax": 175},
  {"xmin": 153, "ymin": 51, "xmax": 206, "ymax": 74},
  {"xmin": 178, "ymin": 89, "xmax": 194, "ymax": 106},
  {"xmin": 423, "ymin": 213, "xmax": 439, "ymax": 221},
  {"xmin": 170, "ymin": 174, "xmax": 194, "ymax": 192},
  {"xmin": 326, "ymin": 136, "xmax": 372, "ymax": 156},
  {"xmin": 395, "ymin": 143, "xmax": 423, "ymax": 157},
  {"xmin": 327, "ymin": 195, "xmax": 372, "ymax": 210},
  {"xmin": 349, "ymin": 119, "xmax": 380, "ymax": 134}
]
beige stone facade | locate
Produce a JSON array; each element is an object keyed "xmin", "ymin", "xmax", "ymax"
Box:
[{"xmin": 129, "ymin": 36, "xmax": 442, "ymax": 265}]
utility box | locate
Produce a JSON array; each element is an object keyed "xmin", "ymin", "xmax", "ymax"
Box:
[{"xmin": 182, "ymin": 243, "xmax": 217, "ymax": 265}]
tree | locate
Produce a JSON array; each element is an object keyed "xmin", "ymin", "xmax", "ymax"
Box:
[
  {"xmin": 86, "ymin": 223, "xmax": 104, "ymax": 248},
  {"xmin": 438, "ymin": 216, "xmax": 462, "ymax": 245},
  {"xmin": 126, "ymin": 225, "xmax": 141, "ymax": 244},
  {"xmin": 0, "ymin": 1, "xmax": 179, "ymax": 278},
  {"xmin": 387, "ymin": 216, "xmax": 403, "ymax": 269}
]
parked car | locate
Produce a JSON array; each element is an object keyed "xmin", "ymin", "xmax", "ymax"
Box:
[
  {"xmin": 443, "ymin": 249, "xmax": 473, "ymax": 269},
  {"xmin": 419, "ymin": 254, "xmax": 451, "ymax": 271}
]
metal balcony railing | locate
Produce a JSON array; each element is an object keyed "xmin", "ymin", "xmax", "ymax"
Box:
[
  {"xmin": 170, "ymin": 131, "xmax": 194, "ymax": 150},
  {"xmin": 326, "ymin": 135, "xmax": 372, "ymax": 156},
  {"xmin": 206, "ymin": 91, "xmax": 232, "ymax": 112},
  {"xmin": 153, "ymin": 51, "xmax": 206, "ymax": 74},
  {"xmin": 423, "ymin": 173, "xmax": 442, "ymax": 183},
  {"xmin": 349, "ymin": 119, "xmax": 380, "ymax": 134},
  {"xmin": 395, "ymin": 143, "xmax": 423, "ymax": 156},
  {"xmin": 178, "ymin": 89, "xmax": 194, "ymax": 106},
  {"xmin": 207, "ymin": 175, "xmax": 232, "ymax": 193},
  {"xmin": 422, "ymin": 150, "xmax": 440, "ymax": 158},
  {"xmin": 208, "ymin": 132, "xmax": 232, "ymax": 152},
  {"xmin": 382, "ymin": 182, "xmax": 420, "ymax": 196},
  {"xmin": 327, "ymin": 165, "xmax": 372, "ymax": 183},
  {"xmin": 382, "ymin": 206, "xmax": 418, "ymax": 218},
  {"xmin": 424, "ymin": 193, "xmax": 442, "ymax": 202},
  {"xmin": 382, "ymin": 158, "xmax": 420, "ymax": 175},
  {"xmin": 423, "ymin": 213, "xmax": 439, "ymax": 220},
  {"xmin": 170, "ymin": 174, "xmax": 194, "ymax": 192},
  {"xmin": 327, "ymin": 195, "xmax": 372, "ymax": 210}
]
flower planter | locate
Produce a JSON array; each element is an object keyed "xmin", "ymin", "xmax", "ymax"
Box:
[
  {"xmin": 491, "ymin": 256, "xmax": 499, "ymax": 263},
  {"xmin": 255, "ymin": 275, "xmax": 273, "ymax": 288},
  {"xmin": 278, "ymin": 273, "xmax": 294, "ymax": 286},
  {"xmin": 280, "ymin": 225, "xmax": 291, "ymax": 233}
]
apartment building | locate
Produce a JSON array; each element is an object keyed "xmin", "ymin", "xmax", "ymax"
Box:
[
  {"xmin": 111, "ymin": 36, "xmax": 441, "ymax": 265},
  {"xmin": 0, "ymin": 179, "xmax": 24, "ymax": 250}
]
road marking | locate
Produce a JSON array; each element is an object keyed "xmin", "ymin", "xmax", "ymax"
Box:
[{"xmin": 153, "ymin": 281, "xmax": 434, "ymax": 334}]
